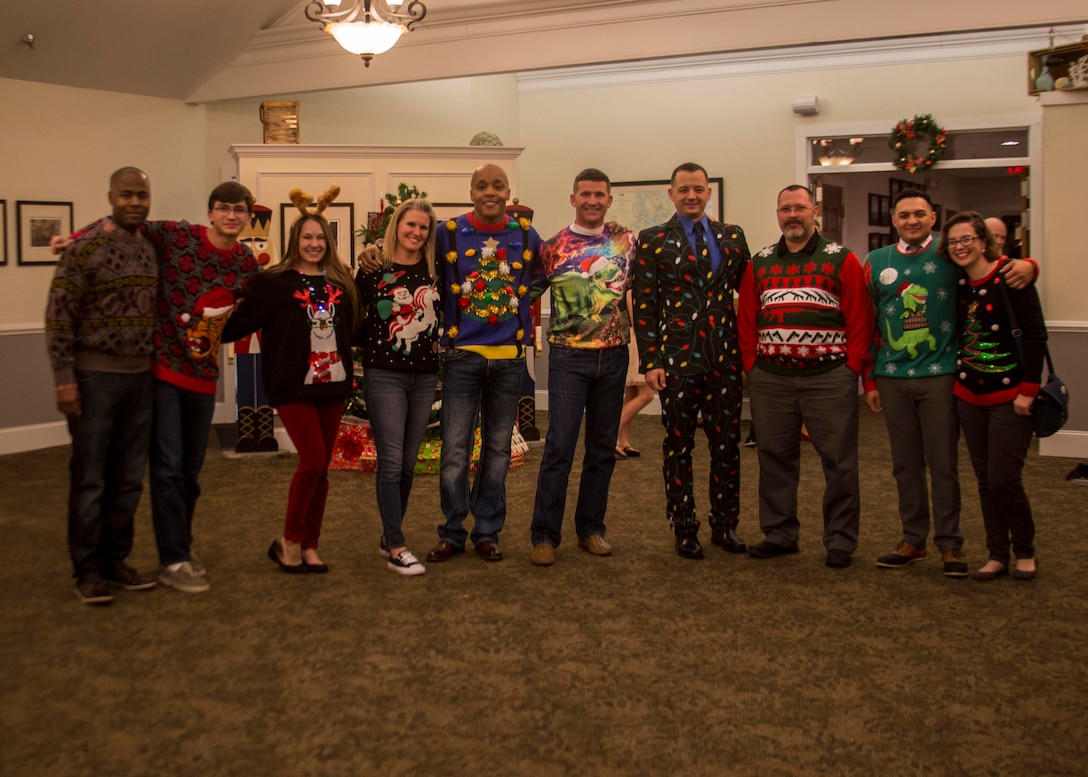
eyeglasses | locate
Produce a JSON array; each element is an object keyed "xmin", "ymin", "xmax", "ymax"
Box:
[
  {"xmin": 777, "ymin": 205, "xmax": 812, "ymax": 215},
  {"xmin": 945, "ymin": 235, "xmax": 980, "ymax": 248},
  {"xmin": 213, "ymin": 204, "xmax": 250, "ymax": 216}
]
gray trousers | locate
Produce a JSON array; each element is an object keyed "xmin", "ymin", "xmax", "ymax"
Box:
[
  {"xmin": 748, "ymin": 363, "xmax": 860, "ymax": 553},
  {"xmin": 875, "ymin": 375, "xmax": 963, "ymax": 553}
]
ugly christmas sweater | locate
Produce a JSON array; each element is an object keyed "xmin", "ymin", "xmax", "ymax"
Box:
[
  {"xmin": 953, "ymin": 259, "xmax": 1045, "ymax": 407},
  {"xmin": 45, "ymin": 218, "xmax": 158, "ymax": 384},
  {"xmin": 437, "ymin": 212, "xmax": 544, "ymax": 358},
  {"xmin": 355, "ymin": 261, "xmax": 441, "ymax": 373},
  {"xmin": 738, "ymin": 231, "xmax": 873, "ymax": 376},
  {"xmin": 539, "ymin": 224, "xmax": 635, "ymax": 349},
  {"xmin": 862, "ymin": 237, "xmax": 959, "ymax": 389},
  {"xmin": 222, "ymin": 270, "xmax": 355, "ymax": 407},
  {"xmin": 145, "ymin": 221, "xmax": 260, "ymax": 394}
]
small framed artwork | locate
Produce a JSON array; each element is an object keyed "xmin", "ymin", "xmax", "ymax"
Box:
[
  {"xmin": 933, "ymin": 204, "xmax": 943, "ymax": 231},
  {"xmin": 280, "ymin": 202, "xmax": 355, "ymax": 270},
  {"xmin": 868, "ymin": 194, "xmax": 881, "ymax": 226},
  {"xmin": 877, "ymin": 195, "xmax": 891, "ymax": 227},
  {"xmin": 16, "ymin": 200, "xmax": 72, "ymax": 265},
  {"xmin": 611, "ymin": 177, "xmax": 725, "ymax": 234},
  {"xmin": 0, "ymin": 199, "xmax": 7, "ymax": 266},
  {"xmin": 869, "ymin": 232, "xmax": 895, "ymax": 252}
]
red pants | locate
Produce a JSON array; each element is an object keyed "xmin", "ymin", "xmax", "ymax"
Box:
[{"xmin": 277, "ymin": 399, "xmax": 344, "ymax": 549}]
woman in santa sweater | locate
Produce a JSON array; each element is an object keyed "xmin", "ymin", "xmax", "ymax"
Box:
[
  {"xmin": 224, "ymin": 211, "xmax": 358, "ymax": 574},
  {"xmin": 355, "ymin": 199, "xmax": 442, "ymax": 576},
  {"xmin": 938, "ymin": 211, "xmax": 1046, "ymax": 582}
]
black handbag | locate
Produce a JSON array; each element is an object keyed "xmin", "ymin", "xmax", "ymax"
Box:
[{"xmin": 999, "ymin": 281, "xmax": 1069, "ymax": 438}]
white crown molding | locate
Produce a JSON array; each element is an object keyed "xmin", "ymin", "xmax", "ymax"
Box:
[
  {"xmin": 229, "ymin": 144, "xmax": 525, "ymax": 161},
  {"xmin": 516, "ymin": 24, "xmax": 1086, "ymax": 92}
]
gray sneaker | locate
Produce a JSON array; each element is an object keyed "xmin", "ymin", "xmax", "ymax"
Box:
[
  {"xmin": 158, "ymin": 562, "xmax": 211, "ymax": 593},
  {"xmin": 188, "ymin": 553, "xmax": 207, "ymax": 577},
  {"xmin": 75, "ymin": 574, "xmax": 114, "ymax": 605}
]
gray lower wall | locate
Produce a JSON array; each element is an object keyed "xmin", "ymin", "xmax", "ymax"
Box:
[{"xmin": 1, "ymin": 331, "xmax": 60, "ymax": 428}]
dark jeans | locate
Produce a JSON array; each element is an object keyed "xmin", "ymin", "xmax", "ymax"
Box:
[
  {"xmin": 957, "ymin": 399, "xmax": 1035, "ymax": 562},
  {"xmin": 66, "ymin": 370, "xmax": 153, "ymax": 578},
  {"xmin": 364, "ymin": 368, "xmax": 439, "ymax": 549},
  {"xmin": 530, "ymin": 345, "xmax": 627, "ymax": 547},
  {"xmin": 438, "ymin": 350, "xmax": 523, "ymax": 547},
  {"xmin": 150, "ymin": 380, "xmax": 216, "ymax": 566}
]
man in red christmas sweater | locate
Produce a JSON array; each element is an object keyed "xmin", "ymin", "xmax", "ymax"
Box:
[
  {"xmin": 738, "ymin": 185, "xmax": 873, "ymax": 568},
  {"xmin": 62, "ymin": 182, "xmax": 260, "ymax": 593}
]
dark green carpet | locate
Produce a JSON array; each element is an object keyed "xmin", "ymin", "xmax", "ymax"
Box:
[{"xmin": 2, "ymin": 406, "xmax": 1086, "ymax": 776}]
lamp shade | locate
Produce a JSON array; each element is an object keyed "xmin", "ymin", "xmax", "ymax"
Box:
[{"xmin": 327, "ymin": 20, "xmax": 404, "ymax": 57}]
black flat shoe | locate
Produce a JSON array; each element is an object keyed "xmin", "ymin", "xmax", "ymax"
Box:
[
  {"xmin": 1012, "ymin": 559, "xmax": 1038, "ymax": 581},
  {"xmin": 972, "ymin": 565, "xmax": 1008, "ymax": 582},
  {"xmin": 268, "ymin": 540, "xmax": 308, "ymax": 574},
  {"xmin": 303, "ymin": 559, "xmax": 330, "ymax": 574}
]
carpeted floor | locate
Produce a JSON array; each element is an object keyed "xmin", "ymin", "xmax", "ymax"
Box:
[{"xmin": 1, "ymin": 405, "xmax": 1086, "ymax": 776}]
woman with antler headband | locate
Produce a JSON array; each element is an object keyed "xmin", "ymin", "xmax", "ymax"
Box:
[
  {"xmin": 354, "ymin": 199, "xmax": 442, "ymax": 576},
  {"xmin": 223, "ymin": 185, "xmax": 359, "ymax": 574}
]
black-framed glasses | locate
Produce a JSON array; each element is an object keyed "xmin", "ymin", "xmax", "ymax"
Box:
[{"xmin": 945, "ymin": 235, "xmax": 980, "ymax": 248}]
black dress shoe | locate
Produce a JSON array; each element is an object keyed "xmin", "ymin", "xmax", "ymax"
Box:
[
  {"xmin": 268, "ymin": 540, "xmax": 308, "ymax": 574},
  {"xmin": 474, "ymin": 540, "xmax": 504, "ymax": 562},
  {"xmin": 826, "ymin": 549, "xmax": 852, "ymax": 568},
  {"xmin": 675, "ymin": 535, "xmax": 704, "ymax": 559},
  {"xmin": 710, "ymin": 525, "xmax": 747, "ymax": 554},
  {"xmin": 747, "ymin": 540, "xmax": 799, "ymax": 559},
  {"xmin": 426, "ymin": 540, "xmax": 465, "ymax": 563},
  {"xmin": 303, "ymin": 560, "xmax": 329, "ymax": 574}
]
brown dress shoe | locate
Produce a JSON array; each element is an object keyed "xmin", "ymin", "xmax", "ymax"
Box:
[
  {"xmin": 474, "ymin": 540, "xmax": 504, "ymax": 562},
  {"xmin": 426, "ymin": 540, "xmax": 464, "ymax": 563}
]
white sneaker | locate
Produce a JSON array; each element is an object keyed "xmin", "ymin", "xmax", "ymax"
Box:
[
  {"xmin": 158, "ymin": 562, "xmax": 211, "ymax": 593},
  {"xmin": 387, "ymin": 549, "xmax": 426, "ymax": 576}
]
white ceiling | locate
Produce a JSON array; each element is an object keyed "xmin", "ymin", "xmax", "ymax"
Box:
[{"xmin": 1, "ymin": 1, "xmax": 1085, "ymax": 103}]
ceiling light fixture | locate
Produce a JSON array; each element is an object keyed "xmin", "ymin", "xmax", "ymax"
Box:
[
  {"xmin": 305, "ymin": 0, "xmax": 427, "ymax": 67},
  {"xmin": 1001, "ymin": 140, "xmax": 1021, "ymax": 146},
  {"xmin": 814, "ymin": 137, "xmax": 865, "ymax": 166}
]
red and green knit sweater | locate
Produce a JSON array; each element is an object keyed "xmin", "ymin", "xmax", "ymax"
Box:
[{"xmin": 738, "ymin": 232, "xmax": 873, "ymax": 376}]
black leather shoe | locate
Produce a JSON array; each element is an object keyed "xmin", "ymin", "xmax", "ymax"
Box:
[
  {"xmin": 826, "ymin": 549, "xmax": 853, "ymax": 568},
  {"xmin": 675, "ymin": 535, "xmax": 704, "ymax": 559},
  {"xmin": 710, "ymin": 525, "xmax": 747, "ymax": 554},
  {"xmin": 747, "ymin": 540, "xmax": 799, "ymax": 559}
]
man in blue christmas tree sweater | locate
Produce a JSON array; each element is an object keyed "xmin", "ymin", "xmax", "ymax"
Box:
[{"xmin": 426, "ymin": 164, "xmax": 545, "ymax": 563}]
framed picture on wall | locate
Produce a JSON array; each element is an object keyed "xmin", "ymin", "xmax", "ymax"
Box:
[
  {"xmin": 0, "ymin": 199, "xmax": 7, "ymax": 266},
  {"xmin": 889, "ymin": 178, "xmax": 922, "ymax": 202},
  {"xmin": 868, "ymin": 194, "xmax": 881, "ymax": 226},
  {"xmin": 16, "ymin": 201, "xmax": 73, "ymax": 265},
  {"xmin": 869, "ymin": 232, "xmax": 891, "ymax": 252},
  {"xmin": 878, "ymin": 195, "xmax": 891, "ymax": 227},
  {"xmin": 280, "ymin": 202, "xmax": 355, "ymax": 270},
  {"xmin": 610, "ymin": 178, "xmax": 724, "ymax": 235}
]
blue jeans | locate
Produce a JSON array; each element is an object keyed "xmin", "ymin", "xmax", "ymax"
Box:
[
  {"xmin": 364, "ymin": 368, "xmax": 439, "ymax": 549},
  {"xmin": 438, "ymin": 350, "xmax": 523, "ymax": 546},
  {"xmin": 66, "ymin": 370, "xmax": 153, "ymax": 578},
  {"xmin": 150, "ymin": 380, "xmax": 216, "ymax": 566},
  {"xmin": 530, "ymin": 345, "xmax": 627, "ymax": 547}
]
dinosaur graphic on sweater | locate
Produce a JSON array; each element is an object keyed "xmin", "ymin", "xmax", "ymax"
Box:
[{"xmin": 885, "ymin": 282, "xmax": 937, "ymax": 358}]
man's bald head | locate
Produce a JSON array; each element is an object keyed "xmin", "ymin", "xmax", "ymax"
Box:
[{"xmin": 984, "ymin": 218, "xmax": 1007, "ymax": 253}]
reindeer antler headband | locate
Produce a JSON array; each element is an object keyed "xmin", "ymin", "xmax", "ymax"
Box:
[{"xmin": 288, "ymin": 184, "xmax": 341, "ymax": 217}]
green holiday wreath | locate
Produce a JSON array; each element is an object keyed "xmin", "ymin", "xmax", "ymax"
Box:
[{"xmin": 889, "ymin": 114, "xmax": 948, "ymax": 173}]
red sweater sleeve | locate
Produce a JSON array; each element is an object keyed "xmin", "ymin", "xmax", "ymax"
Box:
[{"xmin": 737, "ymin": 263, "xmax": 758, "ymax": 373}]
